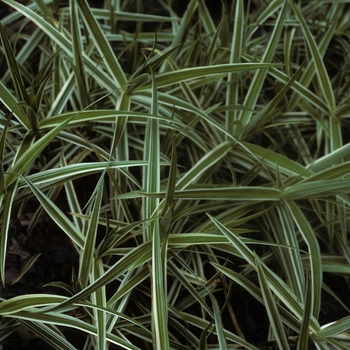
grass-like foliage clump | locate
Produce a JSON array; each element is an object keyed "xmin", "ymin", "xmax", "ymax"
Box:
[{"xmin": 1, "ymin": 0, "xmax": 350, "ymax": 349}]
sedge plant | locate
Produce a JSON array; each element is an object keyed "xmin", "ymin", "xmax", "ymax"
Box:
[{"xmin": 0, "ymin": 0, "xmax": 350, "ymax": 349}]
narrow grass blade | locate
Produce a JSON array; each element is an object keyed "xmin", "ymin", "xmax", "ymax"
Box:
[
  {"xmin": 168, "ymin": 260, "xmax": 213, "ymax": 316},
  {"xmin": 78, "ymin": 173, "xmax": 104, "ymax": 287},
  {"xmin": 237, "ymin": 2, "xmax": 286, "ymax": 132},
  {"xmin": 142, "ymin": 186, "xmax": 281, "ymax": 201},
  {"xmin": 297, "ymin": 274, "xmax": 312, "ymax": 350},
  {"xmin": 166, "ymin": 0, "xmax": 199, "ymax": 61},
  {"xmin": 19, "ymin": 320, "xmax": 76, "ymax": 350},
  {"xmin": 175, "ymin": 141, "xmax": 232, "ymax": 190},
  {"xmin": 255, "ymin": 253, "xmax": 290, "ymax": 349},
  {"xmin": 211, "ymin": 263, "xmax": 303, "ymax": 333},
  {"xmin": 10, "ymin": 253, "xmax": 42, "ymax": 286},
  {"xmin": 61, "ymin": 155, "xmax": 83, "ymax": 232},
  {"xmin": 1, "ymin": 0, "xmax": 117, "ymax": 94},
  {"xmin": 0, "ymin": 81, "xmax": 29, "ymax": 129},
  {"xmin": 143, "ymin": 71, "xmax": 160, "ymax": 240},
  {"xmin": 0, "ymin": 181, "xmax": 18, "ymax": 285},
  {"xmin": 285, "ymin": 201, "xmax": 322, "ymax": 319},
  {"xmin": 318, "ymin": 316, "xmax": 350, "ymax": 338},
  {"xmin": 22, "ymin": 178, "xmax": 84, "ymax": 248},
  {"xmin": 242, "ymin": 142, "xmax": 314, "ymax": 177},
  {"xmin": 152, "ymin": 228, "xmax": 169, "ymax": 350},
  {"xmin": 211, "ymin": 295, "xmax": 227, "ymax": 349},
  {"xmin": 225, "ymin": 0, "xmax": 243, "ymax": 137},
  {"xmin": 134, "ymin": 63, "xmax": 281, "ymax": 91},
  {"xmin": 77, "ymin": 0, "xmax": 127, "ymax": 89},
  {"xmin": 247, "ymin": 0, "xmax": 284, "ymax": 39},
  {"xmin": 148, "ymin": 71, "xmax": 169, "ymax": 349},
  {"xmin": 6, "ymin": 108, "xmax": 89, "ymax": 187},
  {"xmin": 0, "ymin": 117, "xmax": 11, "ymax": 194},
  {"xmin": 267, "ymin": 65, "xmax": 329, "ymax": 114},
  {"xmin": 4, "ymin": 310, "xmax": 140, "ymax": 350},
  {"xmin": 208, "ymin": 215, "xmax": 317, "ymax": 330},
  {"xmin": 176, "ymin": 310, "xmax": 259, "ymax": 350},
  {"xmin": 160, "ymin": 141, "xmax": 177, "ymax": 235},
  {"xmin": 288, "ymin": 0, "xmax": 336, "ymax": 112},
  {"xmin": 245, "ymin": 62, "xmax": 305, "ymax": 135},
  {"xmin": 288, "ymin": 7, "xmax": 338, "ymax": 112},
  {"xmin": 92, "ymin": 258, "xmax": 107, "ymax": 350},
  {"xmin": 70, "ymin": 0, "xmax": 90, "ymax": 108},
  {"xmin": 0, "ymin": 294, "xmax": 151, "ymax": 334},
  {"xmin": 282, "ymin": 179, "xmax": 350, "ymax": 200},
  {"xmin": 0, "ymin": 23, "xmax": 29, "ymax": 105},
  {"xmin": 266, "ymin": 206, "xmax": 305, "ymax": 302},
  {"xmin": 48, "ymin": 241, "xmax": 152, "ymax": 312},
  {"xmin": 310, "ymin": 143, "xmax": 350, "ymax": 172},
  {"xmin": 297, "ymin": 161, "xmax": 350, "ymax": 183},
  {"xmin": 17, "ymin": 161, "xmax": 145, "ymax": 190}
]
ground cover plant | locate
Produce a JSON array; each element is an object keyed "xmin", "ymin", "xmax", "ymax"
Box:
[{"xmin": 1, "ymin": 0, "xmax": 350, "ymax": 349}]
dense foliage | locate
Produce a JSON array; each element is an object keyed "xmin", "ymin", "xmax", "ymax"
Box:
[{"xmin": 1, "ymin": 0, "xmax": 350, "ymax": 349}]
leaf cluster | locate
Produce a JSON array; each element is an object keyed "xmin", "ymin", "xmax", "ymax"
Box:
[{"xmin": 1, "ymin": 0, "xmax": 350, "ymax": 349}]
